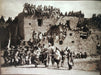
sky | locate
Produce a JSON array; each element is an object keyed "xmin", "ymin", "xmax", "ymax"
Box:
[{"xmin": 0, "ymin": 0, "xmax": 101, "ymax": 20}]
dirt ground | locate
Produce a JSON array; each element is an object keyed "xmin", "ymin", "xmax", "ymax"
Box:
[{"xmin": 1, "ymin": 65, "xmax": 100, "ymax": 75}]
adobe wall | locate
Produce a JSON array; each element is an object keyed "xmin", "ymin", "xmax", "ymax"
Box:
[
  {"xmin": 24, "ymin": 16, "xmax": 79, "ymax": 41},
  {"xmin": 17, "ymin": 13, "xmax": 25, "ymax": 39},
  {"xmin": 54, "ymin": 29, "xmax": 101, "ymax": 55},
  {"xmin": 24, "ymin": 16, "xmax": 55, "ymax": 41},
  {"xmin": 23, "ymin": 16, "xmax": 101, "ymax": 55},
  {"xmin": 56, "ymin": 16, "xmax": 79, "ymax": 30}
]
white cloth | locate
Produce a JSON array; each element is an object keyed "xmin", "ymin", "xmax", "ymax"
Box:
[
  {"xmin": 34, "ymin": 50, "xmax": 41, "ymax": 58},
  {"xmin": 54, "ymin": 50, "xmax": 61, "ymax": 60}
]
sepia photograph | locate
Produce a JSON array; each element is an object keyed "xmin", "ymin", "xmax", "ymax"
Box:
[{"xmin": 0, "ymin": 0, "xmax": 101, "ymax": 75}]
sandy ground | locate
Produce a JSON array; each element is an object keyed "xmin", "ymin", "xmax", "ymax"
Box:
[{"xmin": 1, "ymin": 65, "xmax": 100, "ymax": 75}]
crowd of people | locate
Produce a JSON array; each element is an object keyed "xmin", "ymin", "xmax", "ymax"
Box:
[
  {"xmin": 2, "ymin": 40, "xmax": 87, "ymax": 70},
  {"xmin": 23, "ymin": 3, "xmax": 60, "ymax": 18}
]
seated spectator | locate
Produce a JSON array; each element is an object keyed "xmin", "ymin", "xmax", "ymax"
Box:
[{"xmin": 83, "ymin": 52, "xmax": 87, "ymax": 58}]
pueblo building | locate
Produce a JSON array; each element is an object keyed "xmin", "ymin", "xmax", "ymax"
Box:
[{"xmin": 0, "ymin": 3, "xmax": 101, "ymax": 55}]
